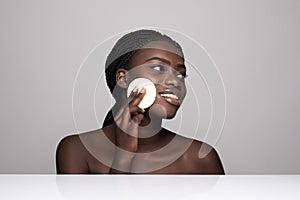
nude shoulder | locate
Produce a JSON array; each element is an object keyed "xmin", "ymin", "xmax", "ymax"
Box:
[
  {"xmin": 174, "ymin": 136, "xmax": 225, "ymax": 174},
  {"xmin": 57, "ymin": 134, "xmax": 83, "ymax": 152},
  {"xmin": 57, "ymin": 126, "xmax": 115, "ymax": 151},
  {"xmin": 56, "ymin": 134, "xmax": 89, "ymax": 173},
  {"xmin": 56, "ymin": 126, "xmax": 117, "ymax": 174}
]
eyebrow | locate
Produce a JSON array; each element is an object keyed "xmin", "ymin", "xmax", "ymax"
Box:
[{"xmin": 144, "ymin": 57, "xmax": 186, "ymax": 70}]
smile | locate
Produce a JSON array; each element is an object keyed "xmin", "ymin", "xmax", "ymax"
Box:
[
  {"xmin": 159, "ymin": 93, "xmax": 179, "ymax": 100},
  {"xmin": 158, "ymin": 90, "xmax": 180, "ymax": 106}
]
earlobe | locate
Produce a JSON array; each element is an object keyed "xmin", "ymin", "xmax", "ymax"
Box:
[{"xmin": 116, "ymin": 68, "xmax": 128, "ymax": 89}]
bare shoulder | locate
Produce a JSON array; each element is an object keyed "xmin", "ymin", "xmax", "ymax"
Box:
[
  {"xmin": 56, "ymin": 134, "xmax": 89, "ymax": 174},
  {"xmin": 162, "ymin": 129, "xmax": 225, "ymax": 174},
  {"xmin": 179, "ymin": 136, "xmax": 225, "ymax": 174},
  {"xmin": 57, "ymin": 126, "xmax": 115, "ymax": 156},
  {"xmin": 57, "ymin": 134, "xmax": 84, "ymax": 155},
  {"xmin": 56, "ymin": 126, "xmax": 115, "ymax": 174}
]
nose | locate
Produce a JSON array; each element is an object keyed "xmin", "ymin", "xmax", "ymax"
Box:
[{"xmin": 163, "ymin": 72, "xmax": 180, "ymax": 89}]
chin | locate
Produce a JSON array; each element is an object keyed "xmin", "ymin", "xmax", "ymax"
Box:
[{"xmin": 164, "ymin": 106, "xmax": 180, "ymax": 119}]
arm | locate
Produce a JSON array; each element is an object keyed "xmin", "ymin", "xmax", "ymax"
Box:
[
  {"xmin": 56, "ymin": 135, "xmax": 89, "ymax": 174},
  {"xmin": 109, "ymin": 87, "xmax": 146, "ymax": 174}
]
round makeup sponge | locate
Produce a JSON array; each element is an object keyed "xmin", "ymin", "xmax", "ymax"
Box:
[{"xmin": 127, "ymin": 78, "xmax": 156, "ymax": 109}]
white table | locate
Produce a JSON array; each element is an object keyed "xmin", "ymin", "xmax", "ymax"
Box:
[{"xmin": 1, "ymin": 175, "xmax": 299, "ymax": 200}]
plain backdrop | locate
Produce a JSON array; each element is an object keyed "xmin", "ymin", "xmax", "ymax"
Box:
[{"xmin": 0, "ymin": 0, "xmax": 299, "ymax": 174}]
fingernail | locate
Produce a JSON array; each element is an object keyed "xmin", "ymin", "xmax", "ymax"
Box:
[
  {"xmin": 140, "ymin": 88, "xmax": 146, "ymax": 93},
  {"xmin": 133, "ymin": 87, "xmax": 138, "ymax": 93}
]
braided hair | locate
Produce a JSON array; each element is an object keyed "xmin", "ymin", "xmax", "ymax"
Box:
[{"xmin": 103, "ymin": 29, "xmax": 184, "ymax": 127}]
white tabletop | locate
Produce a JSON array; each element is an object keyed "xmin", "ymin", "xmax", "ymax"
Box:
[{"xmin": 1, "ymin": 175, "xmax": 299, "ymax": 200}]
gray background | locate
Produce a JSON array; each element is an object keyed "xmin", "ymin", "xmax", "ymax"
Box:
[{"xmin": 0, "ymin": 0, "xmax": 299, "ymax": 174}]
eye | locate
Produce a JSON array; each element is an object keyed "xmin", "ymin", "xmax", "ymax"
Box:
[
  {"xmin": 176, "ymin": 74, "xmax": 184, "ymax": 79},
  {"xmin": 151, "ymin": 65, "xmax": 165, "ymax": 72},
  {"xmin": 175, "ymin": 72, "xmax": 188, "ymax": 80}
]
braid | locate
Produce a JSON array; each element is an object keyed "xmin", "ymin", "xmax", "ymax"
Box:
[{"xmin": 103, "ymin": 29, "xmax": 184, "ymax": 127}]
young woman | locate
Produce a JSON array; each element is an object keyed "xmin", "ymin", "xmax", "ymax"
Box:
[{"xmin": 56, "ymin": 29, "xmax": 225, "ymax": 174}]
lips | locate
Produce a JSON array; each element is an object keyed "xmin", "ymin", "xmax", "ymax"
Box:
[{"xmin": 158, "ymin": 89, "xmax": 180, "ymax": 106}]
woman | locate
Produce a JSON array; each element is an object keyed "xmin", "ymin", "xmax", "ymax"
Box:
[{"xmin": 56, "ymin": 29, "xmax": 225, "ymax": 174}]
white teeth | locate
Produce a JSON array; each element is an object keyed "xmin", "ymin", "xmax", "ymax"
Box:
[{"xmin": 159, "ymin": 93, "xmax": 179, "ymax": 100}]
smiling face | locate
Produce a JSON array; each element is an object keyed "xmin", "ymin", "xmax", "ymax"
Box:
[{"xmin": 124, "ymin": 40, "xmax": 187, "ymax": 119}]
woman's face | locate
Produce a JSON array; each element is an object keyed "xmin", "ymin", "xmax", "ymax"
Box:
[{"xmin": 125, "ymin": 40, "xmax": 187, "ymax": 119}]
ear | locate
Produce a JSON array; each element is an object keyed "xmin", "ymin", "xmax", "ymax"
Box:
[{"xmin": 116, "ymin": 68, "xmax": 129, "ymax": 89}]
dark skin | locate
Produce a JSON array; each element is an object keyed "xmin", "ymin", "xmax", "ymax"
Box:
[{"xmin": 56, "ymin": 41, "xmax": 225, "ymax": 174}]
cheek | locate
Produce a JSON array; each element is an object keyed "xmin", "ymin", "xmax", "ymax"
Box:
[
  {"xmin": 146, "ymin": 74, "xmax": 168, "ymax": 85},
  {"xmin": 126, "ymin": 68, "xmax": 156, "ymax": 83},
  {"xmin": 180, "ymin": 84, "xmax": 187, "ymax": 101},
  {"xmin": 147, "ymin": 77, "xmax": 160, "ymax": 85},
  {"xmin": 134, "ymin": 74, "xmax": 160, "ymax": 86}
]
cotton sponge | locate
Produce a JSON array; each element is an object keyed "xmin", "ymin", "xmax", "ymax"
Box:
[{"xmin": 127, "ymin": 78, "xmax": 156, "ymax": 109}]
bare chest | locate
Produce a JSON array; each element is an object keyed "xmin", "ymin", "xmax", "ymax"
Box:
[{"xmin": 86, "ymin": 147, "xmax": 191, "ymax": 174}]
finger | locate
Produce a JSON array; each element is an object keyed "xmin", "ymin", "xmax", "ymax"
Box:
[
  {"xmin": 119, "ymin": 88, "xmax": 145, "ymax": 121},
  {"xmin": 115, "ymin": 101, "xmax": 140, "ymax": 128},
  {"xmin": 129, "ymin": 106, "xmax": 145, "ymax": 114},
  {"xmin": 127, "ymin": 86, "xmax": 139, "ymax": 103},
  {"xmin": 132, "ymin": 114, "xmax": 145, "ymax": 125},
  {"xmin": 129, "ymin": 88, "xmax": 146, "ymax": 107},
  {"xmin": 120, "ymin": 112, "xmax": 138, "ymax": 135},
  {"xmin": 113, "ymin": 105, "xmax": 127, "ymax": 123},
  {"xmin": 114, "ymin": 87, "xmax": 144, "ymax": 128},
  {"xmin": 114, "ymin": 104, "xmax": 130, "ymax": 126},
  {"xmin": 114, "ymin": 89, "xmax": 136, "ymax": 121},
  {"xmin": 117, "ymin": 105, "xmax": 144, "ymax": 132},
  {"xmin": 119, "ymin": 106, "xmax": 130, "ymax": 128}
]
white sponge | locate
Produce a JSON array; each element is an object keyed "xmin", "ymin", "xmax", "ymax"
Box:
[{"xmin": 127, "ymin": 78, "xmax": 156, "ymax": 109}]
